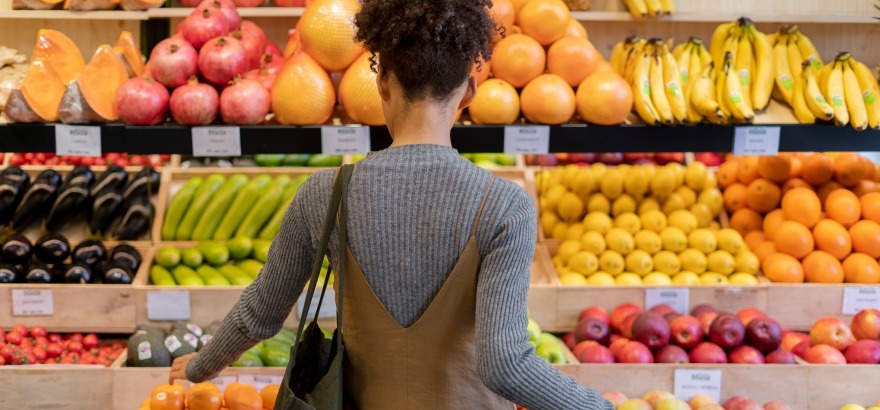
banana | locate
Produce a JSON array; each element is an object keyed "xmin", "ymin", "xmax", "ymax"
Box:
[
  {"xmin": 842, "ymin": 57, "xmax": 868, "ymax": 130},
  {"xmin": 787, "ymin": 38, "xmax": 804, "ymax": 87},
  {"xmin": 793, "ymin": 28, "xmax": 823, "ymax": 72},
  {"xmin": 672, "ymin": 41, "xmax": 689, "ymax": 60},
  {"xmin": 803, "ymin": 59, "xmax": 834, "ymax": 120},
  {"xmin": 687, "ymin": 42, "xmax": 703, "ymax": 89},
  {"xmin": 690, "ymin": 62, "xmax": 725, "ymax": 123},
  {"xmin": 849, "ymin": 58, "xmax": 880, "ymax": 129},
  {"xmin": 660, "ymin": 0, "xmax": 674, "ymax": 15},
  {"xmin": 748, "ymin": 23, "xmax": 775, "ymax": 111},
  {"xmin": 676, "ymin": 42, "xmax": 693, "ymax": 85},
  {"xmin": 660, "ymin": 43, "xmax": 688, "ymax": 122},
  {"xmin": 825, "ymin": 59, "xmax": 849, "ymax": 127},
  {"xmin": 723, "ymin": 51, "xmax": 755, "ymax": 123},
  {"xmin": 610, "ymin": 40, "xmax": 627, "ymax": 75},
  {"xmin": 734, "ymin": 32, "xmax": 753, "ymax": 109},
  {"xmin": 818, "ymin": 60, "xmax": 834, "ymax": 98},
  {"xmin": 631, "ymin": 51, "xmax": 660, "ymax": 125},
  {"xmin": 767, "ymin": 31, "xmax": 779, "ymax": 47},
  {"xmin": 710, "ymin": 21, "xmax": 738, "ymax": 69},
  {"xmin": 649, "ymin": 45, "xmax": 674, "ymax": 124},
  {"xmin": 623, "ymin": 0, "xmax": 648, "ymax": 19},
  {"xmin": 773, "ymin": 35, "xmax": 795, "ymax": 104},
  {"xmin": 791, "ymin": 69, "xmax": 816, "ymax": 124},
  {"xmin": 697, "ymin": 41, "xmax": 712, "ymax": 70},
  {"xmin": 644, "ymin": 0, "xmax": 662, "ymax": 17},
  {"xmin": 683, "ymin": 76, "xmax": 704, "ymax": 124}
]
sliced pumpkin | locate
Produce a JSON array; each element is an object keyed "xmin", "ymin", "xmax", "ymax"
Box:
[
  {"xmin": 114, "ymin": 31, "xmax": 145, "ymax": 77},
  {"xmin": 12, "ymin": 0, "xmax": 64, "ymax": 10},
  {"xmin": 19, "ymin": 60, "xmax": 65, "ymax": 122},
  {"xmin": 118, "ymin": 0, "xmax": 163, "ymax": 10},
  {"xmin": 79, "ymin": 44, "xmax": 129, "ymax": 121},
  {"xmin": 32, "ymin": 29, "xmax": 85, "ymax": 85},
  {"xmin": 58, "ymin": 79, "xmax": 104, "ymax": 124},
  {"xmin": 63, "ymin": 0, "xmax": 119, "ymax": 10}
]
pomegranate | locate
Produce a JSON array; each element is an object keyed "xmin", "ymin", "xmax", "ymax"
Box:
[
  {"xmin": 243, "ymin": 67, "xmax": 276, "ymax": 90},
  {"xmin": 233, "ymin": 0, "xmax": 263, "ymax": 7},
  {"xmin": 220, "ymin": 77, "xmax": 270, "ymax": 125},
  {"xmin": 259, "ymin": 53, "xmax": 283, "ymax": 74},
  {"xmin": 199, "ymin": 36, "xmax": 248, "ymax": 86},
  {"xmin": 170, "ymin": 77, "xmax": 220, "ymax": 125},
  {"xmin": 148, "ymin": 37, "xmax": 199, "ymax": 89},
  {"xmin": 181, "ymin": 7, "xmax": 229, "ymax": 50},
  {"xmin": 115, "ymin": 76, "xmax": 170, "ymax": 126},
  {"xmin": 196, "ymin": 0, "xmax": 240, "ymax": 32},
  {"xmin": 274, "ymin": 0, "xmax": 305, "ymax": 6},
  {"xmin": 235, "ymin": 20, "xmax": 268, "ymax": 70},
  {"xmin": 264, "ymin": 41, "xmax": 282, "ymax": 58},
  {"xmin": 179, "ymin": 0, "xmax": 200, "ymax": 5}
]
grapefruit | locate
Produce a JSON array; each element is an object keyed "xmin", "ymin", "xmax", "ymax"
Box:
[
  {"xmin": 272, "ymin": 53, "xmax": 336, "ymax": 125},
  {"xmin": 520, "ymin": 74, "xmax": 576, "ymax": 125},
  {"xmin": 468, "ymin": 78, "xmax": 521, "ymax": 125},
  {"xmin": 339, "ymin": 53, "xmax": 385, "ymax": 125},
  {"xmin": 575, "ymin": 71, "xmax": 632, "ymax": 125},
  {"xmin": 298, "ymin": 0, "xmax": 363, "ymax": 72}
]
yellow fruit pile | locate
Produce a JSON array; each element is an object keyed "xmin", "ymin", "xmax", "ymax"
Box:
[{"xmin": 621, "ymin": 0, "xmax": 675, "ymax": 19}]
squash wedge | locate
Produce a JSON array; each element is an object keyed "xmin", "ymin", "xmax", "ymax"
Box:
[
  {"xmin": 32, "ymin": 29, "xmax": 85, "ymax": 85},
  {"xmin": 78, "ymin": 44, "xmax": 129, "ymax": 121},
  {"xmin": 114, "ymin": 31, "xmax": 145, "ymax": 77},
  {"xmin": 17, "ymin": 60, "xmax": 65, "ymax": 122}
]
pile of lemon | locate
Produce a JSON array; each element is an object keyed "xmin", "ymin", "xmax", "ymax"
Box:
[{"xmin": 537, "ymin": 162, "xmax": 761, "ymax": 286}]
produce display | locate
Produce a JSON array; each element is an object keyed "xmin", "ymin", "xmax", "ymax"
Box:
[
  {"xmin": 0, "ymin": 236, "xmax": 141, "ymax": 284},
  {"xmin": 181, "ymin": 154, "xmax": 342, "ymax": 168},
  {"xmin": 8, "ymin": 153, "xmax": 170, "ymax": 168},
  {"xmin": 841, "ymin": 403, "xmax": 880, "ymax": 410},
  {"xmin": 0, "ymin": 325, "xmax": 123, "ymax": 366},
  {"xmin": 527, "ymin": 317, "xmax": 571, "ymax": 364},
  {"xmin": 461, "ymin": 153, "xmax": 518, "ymax": 168},
  {"xmin": 141, "ymin": 381, "xmax": 280, "ymax": 410},
  {"xmin": 13, "ymin": 0, "xmax": 162, "ymax": 10},
  {"xmin": 621, "ymin": 0, "xmax": 676, "ymax": 19},
  {"xmin": 525, "ymin": 152, "xmax": 690, "ymax": 167},
  {"xmin": 151, "ymin": 240, "xmax": 269, "ymax": 286},
  {"xmin": 0, "ymin": 46, "xmax": 29, "ymax": 121},
  {"xmin": 601, "ymin": 391, "xmax": 789, "ymax": 410},
  {"xmin": 233, "ymin": 327, "xmax": 296, "ymax": 367}
]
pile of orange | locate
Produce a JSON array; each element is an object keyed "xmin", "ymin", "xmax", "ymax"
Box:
[
  {"xmin": 142, "ymin": 382, "xmax": 279, "ymax": 410},
  {"xmin": 718, "ymin": 152, "xmax": 880, "ymax": 284}
]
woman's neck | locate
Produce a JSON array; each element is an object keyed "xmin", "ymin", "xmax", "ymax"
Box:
[{"xmin": 387, "ymin": 100, "xmax": 455, "ymax": 148}]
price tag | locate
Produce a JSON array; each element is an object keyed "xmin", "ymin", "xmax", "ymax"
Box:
[
  {"xmin": 674, "ymin": 369, "xmax": 722, "ymax": 402},
  {"xmin": 146, "ymin": 291, "xmax": 191, "ymax": 321},
  {"xmin": 842, "ymin": 287, "xmax": 880, "ymax": 315},
  {"xmin": 238, "ymin": 374, "xmax": 283, "ymax": 391},
  {"xmin": 503, "ymin": 126, "xmax": 550, "ymax": 154},
  {"xmin": 11, "ymin": 289, "xmax": 54, "ymax": 316},
  {"xmin": 732, "ymin": 126, "xmax": 781, "ymax": 156},
  {"xmin": 209, "ymin": 375, "xmax": 238, "ymax": 393},
  {"xmin": 54, "ymin": 125, "xmax": 102, "ymax": 157},
  {"xmin": 320, "ymin": 126, "xmax": 370, "ymax": 154},
  {"xmin": 296, "ymin": 289, "xmax": 337, "ymax": 320},
  {"xmin": 192, "ymin": 126, "xmax": 242, "ymax": 157},
  {"xmin": 645, "ymin": 287, "xmax": 689, "ymax": 314}
]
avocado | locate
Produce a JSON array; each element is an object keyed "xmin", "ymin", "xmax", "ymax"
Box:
[
  {"xmin": 200, "ymin": 321, "xmax": 220, "ymax": 348},
  {"xmin": 127, "ymin": 329, "xmax": 171, "ymax": 367},
  {"xmin": 170, "ymin": 321, "xmax": 204, "ymax": 338},
  {"xmin": 231, "ymin": 351, "xmax": 263, "ymax": 367},
  {"xmin": 164, "ymin": 329, "xmax": 197, "ymax": 359}
]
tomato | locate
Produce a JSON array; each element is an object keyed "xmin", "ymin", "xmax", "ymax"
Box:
[
  {"xmin": 110, "ymin": 342, "xmax": 124, "ymax": 351},
  {"xmin": 29, "ymin": 326, "xmax": 47, "ymax": 339},
  {"xmin": 80, "ymin": 352, "xmax": 95, "ymax": 365},
  {"xmin": 18, "ymin": 338, "xmax": 32, "ymax": 351},
  {"xmin": 0, "ymin": 327, "xmax": 5, "ymax": 340},
  {"xmin": 82, "ymin": 334, "xmax": 99, "ymax": 350},
  {"xmin": 59, "ymin": 356, "xmax": 76, "ymax": 365},
  {"xmin": 0, "ymin": 345, "xmax": 13, "ymax": 361},
  {"xmin": 45, "ymin": 343, "xmax": 62, "ymax": 359},
  {"xmin": 67, "ymin": 340, "xmax": 83, "ymax": 354},
  {"xmin": 48, "ymin": 333, "xmax": 63, "ymax": 343},
  {"xmin": 11, "ymin": 324, "xmax": 27, "ymax": 337},
  {"xmin": 67, "ymin": 333, "xmax": 83, "ymax": 342},
  {"xmin": 42, "ymin": 358, "xmax": 56, "ymax": 365},
  {"xmin": 0, "ymin": 355, "xmax": 6, "ymax": 366},
  {"xmin": 32, "ymin": 347, "xmax": 46, "ymax": 362},
  {"xmin": 5, "ymin": 332, "xmax": 22, "ymax": 345}
]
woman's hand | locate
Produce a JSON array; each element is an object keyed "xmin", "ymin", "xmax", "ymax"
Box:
[{"xmin": 169, "ymin": 352, "xmax": 197, "ymax": 384}]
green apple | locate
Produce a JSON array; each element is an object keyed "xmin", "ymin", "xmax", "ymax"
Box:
[
  {"xmin": 471, "ymin": 153, "xmax": 497, "ymax": 163},
  {"xmin": 351, "ymin": 154, "xmax": 367, "ymax": 163},
  {"xmin": 473, "ymin": 160, "xmax": 498, "ymax": 169},
  {"xmin": 254, "ymin": 154, "xmax": 285, "ymax": 167},
  {"xmin": 497, "ymin": 154, "xmax": 516, "ymax": 166},
  {"xmin": 535, "ymin": 339, "xmax": 568, "ymax": 364},
  {"xmin": 526, "ymin": 319, "xmax": 542, "ymax": 344},
  {"xmin": 460, "ymin": 153, "xmax": 474, "ymax": 161}
]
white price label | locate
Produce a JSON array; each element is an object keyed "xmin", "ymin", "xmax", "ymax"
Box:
[
  {"xmin": 146, "ymin": 291, "xmax": 191, "ymax": 321},
  {"xmin": 732, "ymin": 126, "xmax": 781, "ymax": 156},
  {"xmin": 842, "ymin": 287, "xmax": 880, "ymax": 315},
  {"xmin": 54, "ymin": 125, "xmax": 102, "ymax": 157},
  {"xmin": 296, "ymin": 289, "xmax": 337, "ymax": 320},
  {"xmin": 192, "ymin": 126, "xmax": 242, "ymax": 157},
  {"xmin": 674, "ymin": 369, "xmax": 722, "ymax": 402},
  {"xmin": 209, "ymin": 375, "xmax": 238, "ymax": 393},
  {"xmin": 11, "ymin": 289, "xmax": 54, "ymax": 316},
  {"xmin": 503, "ymin": 126, "xmax": 550, "ymax": 154},
  {"xmin": 645, "ymin": 288, "xmax": 690, "ymax": 314},
  {"xmin": 321, "ymin": 126, "xmax": 370, "ymax": 154},
  {"xmin": 238, "ymin": 374, "xmax": 283, "ymax": 391}
]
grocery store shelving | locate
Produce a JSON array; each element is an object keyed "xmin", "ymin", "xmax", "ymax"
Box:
[
  {"xmin": 0, "ymin": 9, "xmax": 149, "ymax": 20},
  {"xmin": 568, "ymin": 11, "xmax": 876, "ymax": 24},
  {"xmin": 147, "ymin": 6, "xmax": 304, "ymax": 18}
]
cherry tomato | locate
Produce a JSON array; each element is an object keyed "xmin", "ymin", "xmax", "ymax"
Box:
[
  {"xmin": 59, "ymin": 356, "xmax": 75, "ymax": 365},
  {"xmin": 32, "ymin": 347, "xmax": 46, "ymax": 362},
  {"xmin": 48, "ymin": 333, "xmax": 63, "ymax": 343},
  {"xmin": 29, "ymin": 326, "xmax": 47, "ymax": 339},
  {"xmin": 11, "ymin": 324, "xmax": 28, "ymax": 337},
  {"xmin": 0, "ymin": 345, "xmax": 14, "ymax": 361},
  {"xmin": 0, "ymin": 355, "xmax": 6, "ymax": 366},
  {"xmin": 45, "ymin": 343, "xmax": 62, "ymax": 359},
  {"xmin": 67, "ymin": 333, "xmax": 83, "ymax": 342},
  {"xmin": 82, "ymin": 334, "xmax": 99, "ymax": 350},
  {"xmin": 67, "ymin": 340, "xmax": 83, "ymax": 354},
  {"xmin": 5, "ymin": 332, "xmax": 22, "ymax": 345}
]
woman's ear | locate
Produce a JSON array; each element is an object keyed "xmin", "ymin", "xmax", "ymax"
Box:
[
  {"xmin": 457, "ymin": 75, "xmax": 477, "ymax": 110},
  {"xmin": 376, "ymin": 64, "xmax": 392, "ymax": 101}
]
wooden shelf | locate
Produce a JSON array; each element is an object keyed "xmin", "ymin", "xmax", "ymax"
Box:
[
  {"xmin": 569, "ymin": 11, "xmax": 877, "ymax": 24},
  {"xmin": 0, "ymin": 9, "xmax": 148, "ymax": 20},
  {"xmin": 147, "ymin": 6, "xmax": 303, "ymax": 18}
]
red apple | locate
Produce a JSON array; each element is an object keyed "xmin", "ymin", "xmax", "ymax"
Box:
[
  {"xmin": 572, "ymin": 340, "xmax": 598, "ymax": 358},
  {"xmin": 765, "ymin": 349, "xmax": 797, "ymax": 364},
  {"xmin": 562, "ymin": 332, "xmax": 576, "ymax": 350},
  {"xmin": 851, "ymin": 308, "xmax": 880, "ymax": 341},
  {"xmin": 809, "ymin": 317, "xmax": 854, "ymax": 351},
  {"xmin": 655, "ymin": 152, "xmax": 685, "ymax": 165},
  {"xmin": 576, "ymin": 343, "xmax": 615, "ymax": 363},
  {"xmin": 596, "ymin": 152, "xmax": 624, "ymax": 165},
  {"xmin": 611, "ymin": 303, "xmax": 643, "ymax": 332},
  {"xmin": 690, "ymin": 304, "xmax": 718, "ymax": 317},
  {"xmin": 689, "ymin": 394, "xmax": 718, "ymax": 409},
  {"xmin": 631, "ymin": 312, "xmax": 671, "ymax": 351},
  {"xmin": 631, "ymin": 158, "xmax": 658, "ymax": 165},
  {"xmin": 554, "ymin": 153, "xmax": 570, "ymax": 164},
  {"xmin": 763, "ymin": 401, "xmax": 792, "ymax": 410},
  {"xmin": 805, "ymin": 343, "xmax": 847, "ymax": 364},
  {"xmin": 663, "ymin": 312, "xmax": 682, "ymax": 324},
  {"xmin": 689, "ymin": 342, "xmax": 728, "ymax": 363},
  {"xmin": 698, "ymin": 312, "xmax": 719, "ymax": 336},
  {"xmin": 791, "ymin": 340, "xmax": 810, "ymax": 359},
  {"xmin": 602, "ymin": 391, "xmax": 628, "ymax": 407},
  {"xmin": 736, "ymin": 307, "xmax": 767, "ymax": 327},
  {"xmin": 843, "ymin": 339, "xmax": 880, "ymax": 364},
  {"xmin": 579, "ymin": 306, "xmax": 610, "ymax": 326},
  {"xmin": 780, "ymin": 331, "xmax": 810, "ymax": 352},
  {"xmin": 574, "ymin": 317, "xmax": 610, "ymax": 345},
  {"xmin": 745, "ymin": 317, "xmax": 783, "ymax": 354},
  {"xmin": 695, "ymin": 152, "xmax": 724, "ymax": 167},
  {"xmin": 609, "ymin": 337, "xmax": 630, "ymax": 357},
  {"xmin": 609, "ymin": 334, "xmax": 622, "ymax": 344},
  {"xmin": 621, "ymin": 313, "xmax": 640, "ymax": 339},
  {"xmin": 649, "ymin": 304, "xmax": 677, "ymax": 317},
  {"xmin": 569, "ymin": 153, "xmax": 597, "ymax": 164},
  {"xmin": 670, "ymin": 315, "xmax": 704, "ymax": 351},
  {"xmin": 616, "ymin": 340, "xmax": 654, "ymax": 363},
  {"xmin": 654, "ymin": 344, "xmax": 689, "ymax": 363},
  {"xmin": 722, "ymin": 397, "xmax": 749, "ymax": 410},
  {"xmin": 731, "ymin": 400, "xmax": 763, "ymax": 410},
  {"xmin": 728, "ymin": 345, "xmax": 765, "ymax": 364},
  {"xmin": 623, "ymin": 152, "xmax": 649, "ymax": 163},
  {"xmin": 709, "ymin": 314, "xmax": 746, "ymax": 350}
]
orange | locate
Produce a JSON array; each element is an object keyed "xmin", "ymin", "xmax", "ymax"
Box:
[
  {"xmin": 801, "ymin": 250, "xmax": 845, "ymax": 283},
  {"xmin": 781, "ymin": 187, "xmax": 822, "ymax": 228},
  {"xmin": 849, "ymin": 220, "xmax": 880, "ymax": 259},
  {"xmin": 224, "ymin": 383, "xmax": 262, "ymax": 410},
  {"xmin": 575, "ymin": 71, "xmax": 632, "ymax": 125},
  {"xmin": 338, "ymin": 52, "xmax": 385, "ymax": 126},
  {"xmin": 744, "ymin": 230, "xmax": 766, "ymax": 250},
  {"xmin": 737, "ymin": 156, "xmax": 760, "ymax": 184},
  {"xmin": 773, "ymin": 220, "xmax": 814, "ymax": 259},
  {"xmin": 547, "ymin": 37, "xmax": 602, "ymax": 87},
  {"xmin": 813, "ymin": 219, "xmax": 853, "ymax": 260},
  {"xmin": 150, "ymin": 384, "xmax": 184, "ymax": 410},
  {"xmin": 801, "ymin": 153, "xmax": 834, "ymax": 186},
  {"xmin": 762, "ymin": 252, "xmax": 805, "ymax": 283},
  {"xmin": 723, "ymin": 182, "xmax": 748, "ymax": 212},
  {"xmin": 471, "ymin": 59, "xmax": 491, "ymax": 85},
  {"xmin": 816, "ymin": 181, "xmax": 844, "ymax": 206},
  {"xmin": 260, "ymin": 385, "xmax": 280, "ymax": 410},
  {"xmin": 781, "ymin": 177, "xmax": 812, "ymax": 195},
  {"xmin": 824, "ymin": 189, "xmax": 861, "ymax": 228},
  {"xmin": 757, "ymin": 156, "xmax": 791, "ymax": 183},
  {"xmin": 753, "ymin": 240, "xmax": 777, "ymax": 263},
  {"xmin": 468, "ymin": 78, "xmax": 521, "ymax": 125},
  {"xmin": 565, "ymin": 19, "xmax": 588, "ymax": 39},
  {"xmin": 789, "ymin": 156, "xmax": 802, "ymax": 178},
  {"xmin": 515, "ymin": 0, "xmax": 570, "ymax": 46},
  {"xmin": 852, "ymin": 179, "xmax": 878, "ymax": 197},
  {"xmin": 489, "ymin": 0, "xmax": 516, "ymax": 31},
  {"xmin": 272, "ymin": 53, "xmax": 336, "ymax": 125},
  {"xmin": 187, "ymin": 382, "xmax": 222, "ymax": 410},
  {"xmin": 861, "ymin": 192, "xmax": 880, "ymax": 223},
  {"xmin": 833, "ymin": 153, "xmax": 866, "ymax": 187},
  {"xmin": 716, "ymin": 160, "xmax": 739, "ymax": 189},
  {"xmin": 729, "ymin": 207, "xmax": 763, "ymax": 236},
  {"xmin": 519, "ymin": 74, "xmax": 577, "ymax": 125},
  {"xmin": 842, "ymin": 253, "xmax": 880, "ymax": 284},
  {"xmin": 763, "ymin": 209, "xmax": 785, "ymax": 240},
  {"xmin": 31, "ymin": 29, "xmax": 85, "ymax": 85},
  {"xmin": 861, "ymin": 155, "xmax": 877, "ymax": 181},
  {"xmin": 745, "ymin": 178, "xmax": 781, "ymax": 213},
  {"xmin": 298, "ymin": 0, "xmax": 363, "ymax": 72},
  {"xmin": 490, "ymin": 34, "xmax": 547, "ymax": 88}
]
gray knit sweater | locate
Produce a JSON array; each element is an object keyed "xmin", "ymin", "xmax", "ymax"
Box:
[{"xmin": 186, "ymin": 144, "xmax": 612, "ymax": 410}]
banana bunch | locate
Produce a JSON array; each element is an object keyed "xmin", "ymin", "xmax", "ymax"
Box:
[
  {"xmin": 671, "ymin": 37, "xmax": 712, "ymax": 89},
  {"xmin": 612, "ymin": 37, "xmax": 687, "ymax": 125},
  {"xmin": 622, "ymin": 0, "xmax": 674, "ymax": 19},
  {"xmin": 709, "ymin": 17, "xmax": 775, "ymax": 115},
  {"xmin": 799, "ymin": 52, "xmax": 880, "ymax": 130},
  {"xmin": 767, "ymin": 25, "xmax": 824, "ymax": 107}
]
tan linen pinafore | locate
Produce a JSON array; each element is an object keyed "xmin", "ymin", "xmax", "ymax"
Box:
[{"xmin": 333, "ymin": 177, "xmax": 513, "ymax": 409}]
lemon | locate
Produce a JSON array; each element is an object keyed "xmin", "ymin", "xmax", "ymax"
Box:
[
  {"xmin": 605, "ymin": 228, "xmax": 635, "ymax": 254},
  {"xmin": 715, "ymin": 228, "xmax": 746, "ymax": 254},
  {"xmin": 634, "ymin": 230, "xmax": 663, "ymax": 254},
  {"xmin": 652, "ymin": 250, "xmax": 682, "ymax": 274},
  {"xmin": 560, "ymin": 164, "xmax": 581, "ymax": 188},
  {"xmin": 587, "ymin": 272, "xmax": 616, "ymax": 286},
  {"xmin": 704, "ymin": 172, "xmax": 718, "ymax": 188},
  {"xmin": 556, "ymin": 266, "xmax": 571, "ymax": 276},
  {"xmin": 687, "ymin": 228, "xmax": 718, "ymax": 254},
  {"xmin": 668, "ymin": 209, "xmax": 698, "ymax": 234},
  {"xmin": 540, "ymin": 211, "xmax": 560, "ymax": 235},
  {"xmin": 679, "ymin": 248, "xmax": 708, "ymax": 273},
  {"xmin": 557, "ymin": 192, "xmax": 585, "ymax": 222},
  {"xmin": 666, "ymin": 162, "xmax": 685, "ymax": 186},
  {"xmin": 697, "ymin": 187, "xmax": 724, "ymax": 215},
  {"xmin": 541, "ymin": 184, "xmax": 567, "ymax": 213},
  {"xmin": 625, "ymin": 250, "xmax": 654, "ymax": 276},
  {"xmin": 689, "ymin": 202, "xmax": 714, "ymax": 228},
  {"xmin": 640, "ymin": 164, "xmax": 657, "ymax": 179},
  {"xmin": 729, "ymin": 272, "xmax": 760, "ymax": 285},
  {"xmin": 614, "ymin": 212, "xmax": 642, "ymax": 235},
  {"xmin": 590, "ymin": 162, "xmax": 607, "ymax": 180},
  {"xmin": 650, "ymin": 168, "xmax": 676, "ymax": 198},
  {"xmin": 599, "ymin": 250, "xmax": 626, "ymax": 275},
  {"xmin": 707, "ymin": 250, "xmax": 736, "ymax": 275},
  {"xmin": 675, "ymin": 186, "xmax": 697, "ymax": 208},
  {"xmin": 615, "ymin": 272, "xmax": 643, "ymax": 285},
  {"xmin": 612, "ymin": 194, "xmax": 638, "ymax": 217},
  {"xmin": 617, "ymin": 164, "xmax": 631, "ymax": 177},
  {"xmin": 700, "ymin": 272, "xmax": 729, "ymax": 285},
  {"xmin": 551, "ymin": 222, "xmax": 569, "ymax": 240},
  {"xmin": 570, "ymin": 168, "xmax": 595, "ymax": 197},
  {"xmin": 661, "ymin": 193, "xmax": 686, "ymax": 214},
  {"xmin": 552, "ymin": 255, "xmax": 564, "ymax": 268},
  {"xmin": 684, "ymin": 161, "xmax": 708, "ymax": 190},
  {"xmin": 734, "ymin": 251, "xmax": 760, "ymax": 274},
  {"xmin": 671, "ymin": 271, "xmax": 701, "ymax": 285},
  {"xmin": 643, "ymin": 272, "xmax": 673, "ymax": 286},
  {"xmin": 599, "ymin": 168, "xmax": 624, "ymax": 199},
  {"xmin": 559, "ymin": 272, "xmax": 588, "ymax": 286},
  {"xmin": 587, "ymin": 193, "xmax": 611, "ymax": 214},
  {"xmin": 580, "ymin": 231, "xmax": 607, "ymax": 254},
  {"xmin": 660, "ymin": 226, "xmax": 689, "ymax": 252},
  {"xmin": 556, "ymin": 240, "xmax": 582, "ymax": 263},
  {"xmin": 565, "ymin": 223, "xmax": 586, "ymax": 241},
  {"xmin": 583, "ymin": 212, "xmax": 613, "ymax": 234},
  {"xmin": 709, "ymin": 221, "xmax": 722, "ymax": 231},
  {"xmin": 569, "ymin": 251, "xmax": 599, "ymax": 275},
  {"xmin": 639, "ymin": 209, "xmax": 668, "ymax": 233},
  {"xmin": 624, "ymin": 166, "xmax": 649, "ymax": 197},
  {"xmin": 638, "ymin": 197, "xmax": 661, "ymax": 214}
]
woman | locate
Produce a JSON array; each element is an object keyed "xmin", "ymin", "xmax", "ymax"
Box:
[{"xmin": 171, "ymin": 1, "xmax": 612, "ymax": 408}]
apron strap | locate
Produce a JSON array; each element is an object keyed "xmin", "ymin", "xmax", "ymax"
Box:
[{"xmin": 471, "ymin": 176, "xmax": 496, "ymax": 238}]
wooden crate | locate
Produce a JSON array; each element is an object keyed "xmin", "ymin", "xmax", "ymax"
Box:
[
  {"xmin": 765, "ymin": 284, "xmax": 867, "ymax": 332},
  {"xmin": 0, "ymin": 366, "xmax": 116, "ymax": 409},
  {"xmin": 528, "ymin": 245, "xmax": 561, "ymax": 332},
  {"xmin": 0, "ymin": 245, "xmax": 152, "ymax": 333}
]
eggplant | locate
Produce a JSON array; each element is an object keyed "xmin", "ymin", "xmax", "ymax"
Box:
[
  {"xmin": 92, "ymin": 260, "xmax": 111, "ymax": 284},
  {"xmin": 89, "ymin": 165, "xmax": 127, "ymax": 197},
  {"xmin": 0, "ymin": 264, "xmax": 18, "ymax": 283},
  {"xmin": 110, "ymin": 195, "xmax": 152, "ymax": 241},
  {"xmin": 110, "ymin": 244, "xmax": 141, "ymax": 273},
  {"xmin": 1, "ymin": 166, "xmax": 30, "ymax": 188},
  {"xmin": 103, "ymin": 263, "xmax": 133, "ymax": 285},
  {"xmin": 11, "ymin": 169, "xmax": 61, "ymax": 231},
  {"xmin": 72, "ymin": 240, "xmax": 107, "ymax": 266},
  {"xmin": 26, "ymin": 262, "xmax": 52, "ymax": 283},
  {"xmin": 0, "ymin": 180, "xmax": 23, "ymax": 225},
  {"xmin": 45, "ymin": 182, "xmax": 91, "ymax": 232},
  {"xmin": 121, "ymin": 167, "xmax": 160, "ymax": 200},
  {"xmin": 34, "ymin": 234, "xmax": 71, "ymax": 264},
  {"xmin": 1, "ymin": 235, "xmax": 32, "ymax": 265},
  {"xmin": 61, "ymin": 165, "xmax": 95, "ymax": 189},
  {"xmin": 63, "ymin": 263, "xmax": 92, "ymax": 284},
  {"xmin": 89, "ymin": 188, "xmax": 124, "ymax": 236}
]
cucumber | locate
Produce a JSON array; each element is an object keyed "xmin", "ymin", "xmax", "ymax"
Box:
[
  {"xmin": 252, "ymin": 239, "xmax": 272, "ymax": 263},
  {"xmin": 196, "ymin": 241, "xmax": 230, "ymax": 266},
  {"xmin": 149, "ymin": 265, "xmax": 177, "ymax": 286},
  {"xmin": 257, "ymin": 183, "xmax": 298, "ymax": 240},
  {"xmin": 191, "ymin": 174, "xmax": 249, "ymax": 241},
  {"xmin": 236, "ymin": 259, "xmax": 264, "ymax": 279},
  {"xmin": 218, "ymin": 265, "xmax": 254, "ymax": 286},
  {"xmin": 235, "ymin": 176, "xmax": 291, "ymax": 239},
  {"xmin": 176, "ymin": 174, "xmax": 226, "ymax": 241},
  {"xmin": 171, "ymin": 265, "xmax": 205, "ymax": 286},
  {"xmin": 196, "ymin": 266, "xmax": 231, "ymax": 286},
  {"xmin": 162, "ymin": 177, "xmax": 203, "ymax": 241},
  {"xmin": 213, "ymin": 175, "xmax": 272, "ymax": 241}
]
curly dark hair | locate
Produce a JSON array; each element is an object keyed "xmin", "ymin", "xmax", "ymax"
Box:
[{"xmin": 354, "ymin": 0, "xmax": 501, "ymax": 102}]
